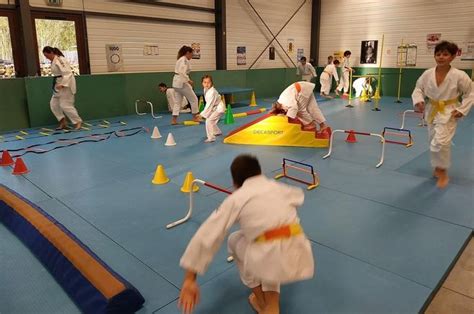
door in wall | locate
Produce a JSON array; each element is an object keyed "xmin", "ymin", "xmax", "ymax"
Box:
[{"xmin": 31, "ymin": 12, "xmax": 89, "ymax": 76}]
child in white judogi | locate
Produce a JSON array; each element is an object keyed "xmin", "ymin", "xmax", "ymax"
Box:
[
  {"xmin": 412, "ymin": 41, "xmax": 473, "ymax": 188},
  {"xmin": 158, "ymin": 83, "xmax": 190, "ymax": 113},
  {"xmin": 296, "ymin": 57, "xmax": 317, "ymax": 82},
  {"xmin": 272, "ymin": 81, "xmax": 330, "ymax": 132},
  {"xmin": 352, "ymin": 77, "xmax": 374, "ymax": 97},
  {"xmin": 320, "ymin": 59, "xmax": 340, "ymax": 98},
  {"xmin": 178, "ymin": 155, "xmax": 314, "ymax": 314},
  {"xmin": 200, "ymin": 75, "xmax": 226, "ymax": 143},
  {"xmin": 42, "ymin": 46, "xmax": 82, "ymax": 130},
  {"xmin": 336, "ymin": 50, "xmax": 353, "ymax": 96},
  {"xmin": 172, "ymin": 46, "xmax": 201, "ymax": 125}
]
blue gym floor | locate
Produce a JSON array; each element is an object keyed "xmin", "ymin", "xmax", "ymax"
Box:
[{"xmin": 1, "ymin": 95, "xmax": 473, "ymax": 313}]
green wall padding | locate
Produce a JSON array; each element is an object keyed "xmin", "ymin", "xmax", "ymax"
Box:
[
  {"xmin": 0, "ymin": 78, "xmax": 29, "ymax": 132},
  {"xmin": 3, "ymin": 67, "xmax": 471, "ymax": 131}
]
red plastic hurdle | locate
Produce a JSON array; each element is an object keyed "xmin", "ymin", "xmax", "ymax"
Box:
[
  {"xmin": 323, "ymin": 129, "xmax": 386, "ymax": 168},
  {"xmin": 166, "ymin": 179, "xmax": 232, "ymax": 229},
  {"xmin": 274, "ymin": 158, "xmax": 319, "ymax": 190},
  {"xmin": 382, "ymin": 127, "xmax": 413, "ymax": 148}
]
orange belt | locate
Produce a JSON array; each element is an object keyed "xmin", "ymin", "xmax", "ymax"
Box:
[
  {"xmin": 254, "ymin": 224, "xmax": 303, "ymax": 243},
  {"xmin": 294, "ymin": 82, "xmax": 301, "ymax": 93}
]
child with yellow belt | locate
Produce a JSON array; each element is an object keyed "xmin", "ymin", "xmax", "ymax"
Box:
[{"xmin": 412, "ymin": 41, "xmax": 473, "ymax": 188}]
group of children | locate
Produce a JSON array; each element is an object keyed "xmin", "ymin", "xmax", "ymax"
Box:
[
  {"xmin": 176, "ymin": 40, "xmax": 472, "ymax": 314},
  {"xmin": 38, "ymin": 41, "xmax": 472, "ymax": 313}
]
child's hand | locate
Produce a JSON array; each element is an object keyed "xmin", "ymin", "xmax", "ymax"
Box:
[
  {"xmin": 414, "ymin": 101, "xmax": 425, "ymax": 113},
  {"xmin": 188, "ymin": 80, "xmax": 194, "ymax": 86},
  {"xmin": 179, "ymin": 278, "xmax": 200, "ymax": 314},
  {"xmin": 451, "ymin": 110, "xmax": 463, "ymax": 119}
]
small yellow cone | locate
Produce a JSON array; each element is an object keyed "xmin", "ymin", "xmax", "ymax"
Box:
[
  {"xmin": 180, "ymin": 171, "xmax": 199, "ymax": 193},
  {"xmin": 152, "ymin": 165, "xmax": 170, "ymax": 185},
  {"xmin": 249, "ymin": 91, "xmax": 257, "ymax": 107}
]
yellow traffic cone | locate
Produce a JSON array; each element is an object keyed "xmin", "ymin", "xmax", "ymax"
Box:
[
  {"xmin": 152, "ymin": 165, "xmax": 170, "ymax": 185},
  {"xmin": 360, "ymin": 88, "xmax": 368, "ymax": 102},
  {"xmin": 249, "ymin": 91, "xmax": 257, "ymax": 107},
  {"xmin": 180, "ymin": 171, "xmax": 199, "ymax": 193},
  {"xmin": 372, "ymin": 87, "xmax": 381, "ymax": 100}
]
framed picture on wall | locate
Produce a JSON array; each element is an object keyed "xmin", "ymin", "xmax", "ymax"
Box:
[
  {"xmin": 269, "ymin": 46, "xmax": 275, "ymax": 60},
  {"xmin": 237, "ymin": 46, "xmax": 246, "ymax": 65},
  {"xmin": 360, "ymin": 40, "xmax": 378, "ymax": 64},
  {"xmin": 191, "ymin": 43, "xmax": 200, "ymax": 59}
]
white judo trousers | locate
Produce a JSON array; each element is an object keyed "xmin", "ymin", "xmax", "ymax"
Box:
[
  {"xmin": 412, "ymin": 67, "xmax": 473, "ymax": 169},
  {"xmin": 50, "ymin": 88, "xmax": 81, "ymax": 124}
]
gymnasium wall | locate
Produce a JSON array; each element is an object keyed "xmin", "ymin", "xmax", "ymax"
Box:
[
  {"xmin": 319, "ymin": 0, "xmax": 474, "ymax": 70},
  {"xmin": 226, "ymin": 0, "xmax": 312, "ymax": 70},
  {"xmin": 29, "ymin": 0, "xmax": 215, "ymax": 73}
]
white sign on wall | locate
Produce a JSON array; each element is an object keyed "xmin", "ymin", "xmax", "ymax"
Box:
[{"xmin": 105, "ymin": 44, "xmax": 124, "ymax": 72}]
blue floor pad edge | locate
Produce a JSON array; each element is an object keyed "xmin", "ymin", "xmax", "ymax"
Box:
[{"xmin": 0, "ymin": 184, "xmax": 145, "ymax": 313}]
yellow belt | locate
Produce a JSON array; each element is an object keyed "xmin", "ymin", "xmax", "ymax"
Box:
[
  {"xmin": 254, "ymin": 223, "xmax": 303, "ymax": 243},
  {"xmin": 428, "ymin": 97, "xmax": 458, "ymax": 123}
]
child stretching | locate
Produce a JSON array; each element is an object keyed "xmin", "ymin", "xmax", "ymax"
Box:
[
  {"xmin": 320, "ymin": 59, "xmax": 340, "ymax": 98},
  {"xmin": 412, "ymin": 41, "xmax": 473, "ymax": 188},
  {"xmin": 158, "ymin": 83, "xmax": 190, "ymax": 113},
  {"xmin": 271, "ymin": 81, "xmax": 331, "ymax": 133},
  {"xmin": 336, "ymin": 50, "xmax": 353, "ymax": 97},
  {"xmin": 179, "ymin": 155, "xmax": 315, "ymax": 314},
  {"xmin": 200, "ymin": 75, "xmax": 226, "ymax": 143}
]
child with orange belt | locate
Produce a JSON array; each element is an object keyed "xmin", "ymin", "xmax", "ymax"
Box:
[{"xmin": 178, "ymin": 155, "xmax": 315, "ymax": 314}]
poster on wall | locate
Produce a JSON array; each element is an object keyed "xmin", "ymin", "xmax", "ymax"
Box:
[
  {"xmin": 461, "ymin": 42, "xmax": 474, "ymax": 60},
  {"xmin": 287, "ymin": 39, "xmax": 295, "ymax": 53},
  {"xmin": 297, "ymin": 48, "xmax": 304, "ymax": 62},
  {"xmin": 360, "ymin": 40, "xmax": 378, "ymax": 64},
  {"xmin": 426, "ymin": 33, "xmax": 441, "ymax": 51},
  {"xmin": 191, "ymin": 43, "xmax": 201, "ymax": 59},
  {"xmin": 143, "ymin": 44, "xmax": 159, "ymax": 56},
  {"xmin": 269, "ymin": 46, "xmax": 275, "ymax": 60},
  {"xmin": 105, "ymin": 44, "xmax": 123, "ymax": 72},
  {"xmin": 237, "ymin": 46, "xmax": 246, "ymax": 65},
  {"xmin": 397, "ymin": 44, "xmax": 417, "ymax": 67}
]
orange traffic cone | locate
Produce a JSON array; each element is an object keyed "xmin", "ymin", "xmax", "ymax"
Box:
[
  {"xmin": 0, "ymin": 150, "xmax": 14, "ymax": 166},
  {"xmin": 180, "ymin": 172, "xmax": 199, "ymax": 193},
  {"xmin": 12, "ymin": 157, "xmax": 29, "ymax": 175},
  {"xmin": 345, "ymin": 130, "xmax": 357, "ymax": 143}
]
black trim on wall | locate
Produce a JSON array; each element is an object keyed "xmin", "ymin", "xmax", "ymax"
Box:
[
  {"xmin": 17, "ymin": 0, "xmax": 37, "ymax": 76},
  {"xmin": 215, "ymin": 0, "xmax": 226, "ymax": 70},
  {"xmin": 126, "ymin": 0, "xmax": 215, "ymax": 13},
  {"xmin": 310, "ymin": 0, "xmax": 321, "ymax": 66}
]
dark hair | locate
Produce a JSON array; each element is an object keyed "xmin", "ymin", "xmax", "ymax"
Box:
[
  {"xmin": 328, "ymin": 55, "xmax": 333, "ymax": 59},
  {"xmin": 42, "ymin": 46, "xmax": 64, "ymax": 57},
  {"xmin": 158, "ymin": 83, "xmax": 167, "ymax": 88},
  {"xmin": 230, "ymin": 155, "xmax": 262, "ymax": 188},
  {"xmin": 177, "ymin": 45, "xmax": 193, "ymax": 59},
  {"xmin": 333, "ymin": 59, "xmax": 340, "ymax": 65},
  {"xmin": 434, "ymin": 41, "xmax": 458, "ymax": 56},
  {"xmin": 300, "ymin": 56, "xmax": 307, "ymax": 62},
  {"xmin": 344, "ymin": 50, "xmax": 351, "ymax": 57},
  {"xmin": 201, "ymin": 75, "xmax": 213, "ymax": 86}
]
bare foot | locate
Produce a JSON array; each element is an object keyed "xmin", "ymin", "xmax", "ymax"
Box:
[
  {"xmin": 433, "ymin": 168, "xmax": 441, "ymax": 178},
  {"xmin": 171, "ymin": 117, "xmax": 178, "ymax": 125},
  {"xmin": 74, "ymin": 121, "xmax": 82, "ymax": 130},
  {"xmin": 56, "ymin": 118, "xmax": 67, "ymax": 130},
  {"xmin": 436, "ymin": 172, "xmax": 449, "ymax": 189},
  {"xmin": 302, "ymin": 125, "xmax": 317, "ymax": 131},
  {"xmin": 248, "ymin": 293, "xmax": 263, "ymax": 313}
]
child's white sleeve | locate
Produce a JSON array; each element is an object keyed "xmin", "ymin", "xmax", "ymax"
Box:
[
  {"xmin": 456, "ymin": 72, "xmax": 473, "ymax": 116},
  {"xmin": 296, "ymin": 64, "xmax": 301, "ymax": 76},
  {"xmin": 57, "ymin": 58, "xmax": 73, "ymax": 88},
  {"xmin": 412, "ymin": 73, "xmax": 427, "ymax": 106},
  {"xmin": 310, "ymin": 64, "xmax": 317, "ymax": 78},
  {"xmin": 180, "ymin": 197, "xmax": 239, "ymax": 275},
  {"xmin": 332, "ymin": 66, "xmax": 339, "ymax": 82},
  {"xmin": 177, "ymin": 58, "xmax": 190, "ymax": 82}
]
